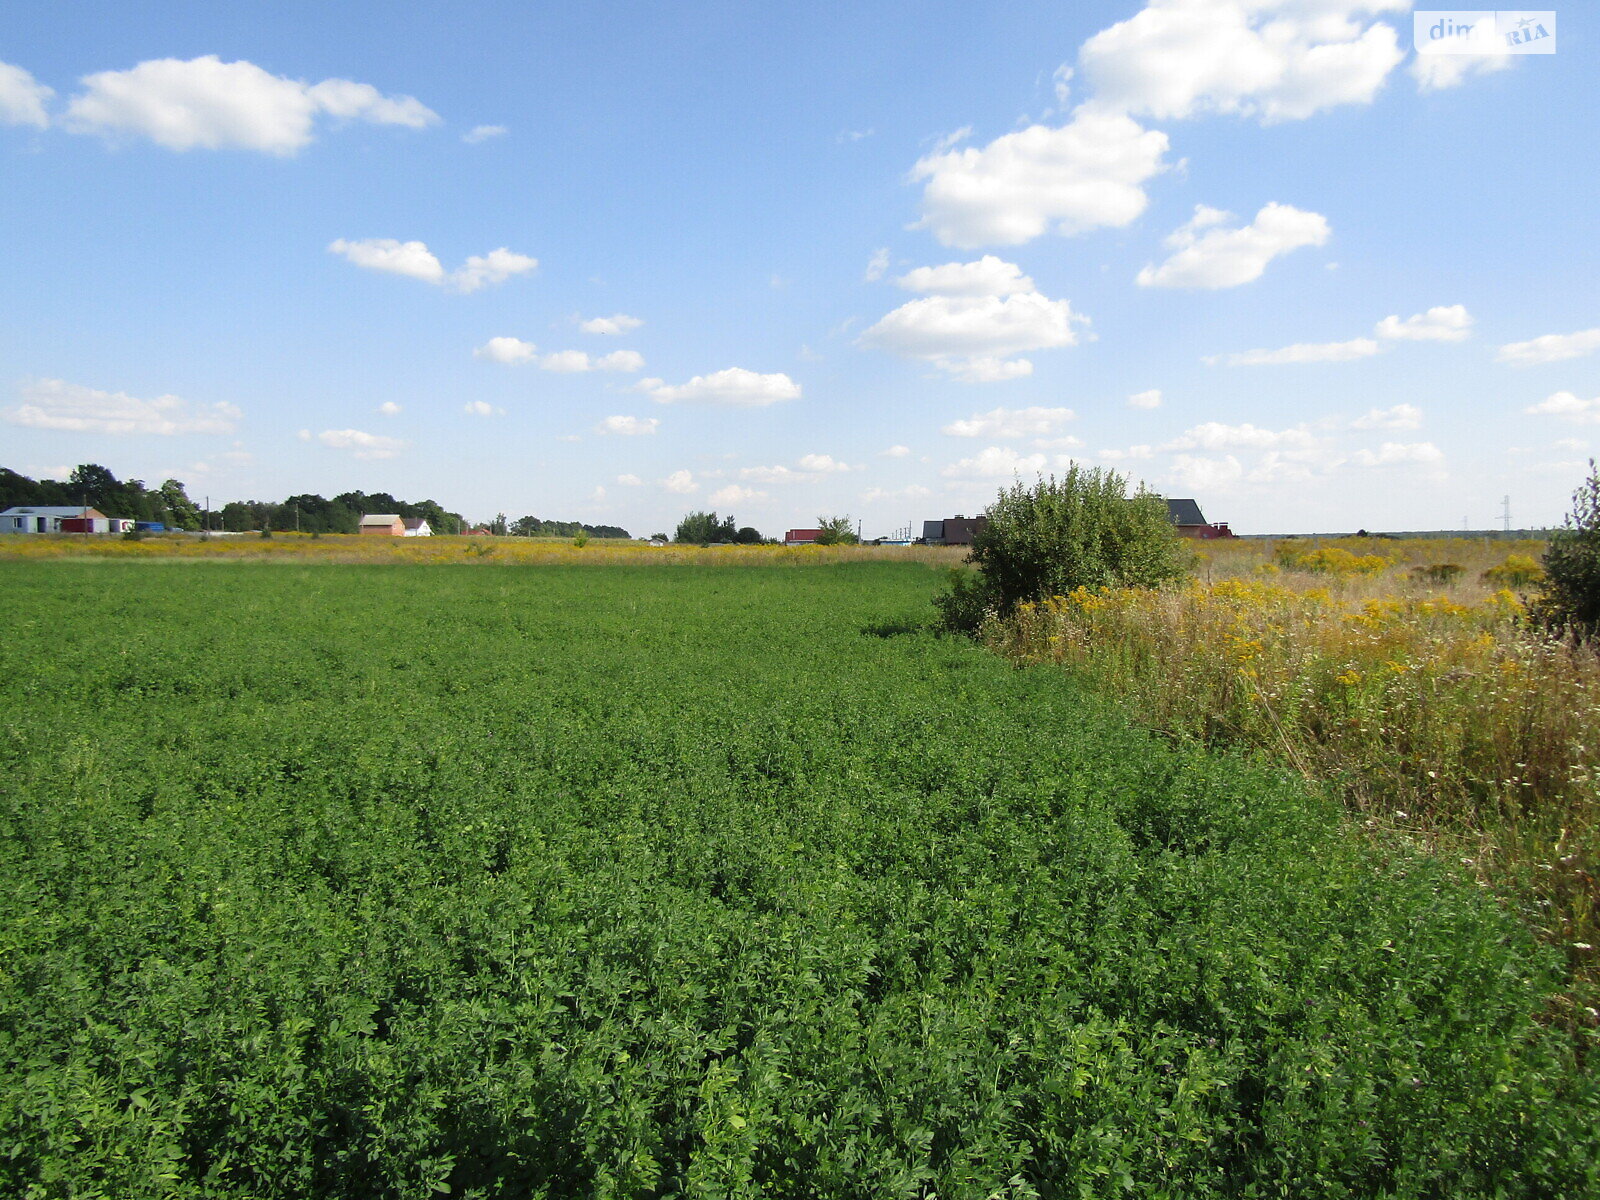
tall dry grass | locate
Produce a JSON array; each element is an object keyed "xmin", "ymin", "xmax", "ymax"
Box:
[{"xmin": 986, "ymin": 536, "xmax": 1600, "ymax": 1011}]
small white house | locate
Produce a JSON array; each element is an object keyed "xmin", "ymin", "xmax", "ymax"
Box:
[
  {"xmin": 0, "ymin": 506, "xmax": 107, "ymax": 534},
  {"xmin": 401, "ymin": 518, "xmax": 432, "ymax": 537}
]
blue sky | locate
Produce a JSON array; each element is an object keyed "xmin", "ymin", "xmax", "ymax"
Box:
[{"xmin": 1, "ymin": 2, "xmax": 1592, "ymax": 535}]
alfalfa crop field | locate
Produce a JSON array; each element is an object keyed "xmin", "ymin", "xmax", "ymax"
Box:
[{"xmin": 2, "ymin": 557, "xmax": 1597, "ymax": 1198}]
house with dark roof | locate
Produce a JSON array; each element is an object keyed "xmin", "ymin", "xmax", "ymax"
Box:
[
  {"xmin": 1165, "ymin": 498, "xmax": 1233, "ymax": 539},
  {"xmin": 921, "ymin": 516, "xmax": 987, "ymax": 545}
]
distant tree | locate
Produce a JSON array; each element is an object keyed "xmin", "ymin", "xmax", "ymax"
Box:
[
  {"xmin": 649, "ymin": 532, "xmax": 668, "ymax": 543},
  {"xmin": 1537, "ymin": 459, "xmax": 1600, "ymax": 639},
  {"xmin": 510, "ymin": 515, "xmax": 541, "ymax": 538},
  {"xmin": 489, "ymin": 513, "xmax": 509, "ymax": 536},
  {"xmin": 675, "ymin": 511, "xmax": 736, "ymax": 544},
  {"xmin": 158, "ymin": 479, "xmax": 202, "ymax": 530},
  {"xmin": 935, "ymin": 467, "xmax": 1190, "ymax": 632},
  {"xmin": 733, "ymin": 526, "xmax": 763, "ymax": 544},
  {"xmin": 814, "ymin": 515, "xmax": 859, "ymax": 545}
]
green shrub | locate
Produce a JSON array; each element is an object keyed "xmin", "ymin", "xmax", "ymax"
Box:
[
  {"xmin": 1412, "ymin": 562, "xmax": 1463, "ymax": 583},
  {"xmin": 938, "ymin": 468, "xmax": 1189, "ymax": 631},
  {"xmin": 1539, "ymin": 460, "xmax": 1600, "ymax": 637}
]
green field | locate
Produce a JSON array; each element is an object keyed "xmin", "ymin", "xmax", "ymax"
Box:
[{"xmin": 1, "ymin": 561, "xmax": 1595, "ymax": 1198}]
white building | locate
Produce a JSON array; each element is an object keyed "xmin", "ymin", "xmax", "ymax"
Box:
[
  {"xmin": 0, "ymin": 506, "xmax": 109, "ymax": 534},
  {"xmin": 402, "ymin": 518, "xmax": 432, "ymax": 537}
]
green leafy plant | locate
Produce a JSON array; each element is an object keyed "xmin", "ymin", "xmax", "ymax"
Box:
[
  {"xmin": 937, "ymin": 467, "xmax": 1189, "ymax": 631},
  {"xmin": 1539, "ymin": 460, "xmax": 1600, "ymax": 638},
  {"xmin": 814, "ymin": 515, "xmax": 859, "ymax": 546}
]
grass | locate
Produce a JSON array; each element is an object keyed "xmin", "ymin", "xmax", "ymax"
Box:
[
  {"xmin": 983, "ymin": 535, "xmax": 1600, "ymax": 1016},
  {"xmin": 0, "ymin": 559, "xmax": 1595, "ymax": 1197}
]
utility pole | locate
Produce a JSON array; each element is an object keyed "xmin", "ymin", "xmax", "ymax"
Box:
[{"xmin": 1501, "ymin": 495, "xmax": 1511, "ymax": 535}]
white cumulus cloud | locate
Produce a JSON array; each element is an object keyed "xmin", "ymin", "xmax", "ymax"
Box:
[
  {"xmin": 1166, "ymin": 453, "xmax": 1245, "ymax": 491},
  {"xmin": 662, "ymin": 469, "xmax": 698, "ymax": 494},
  {"xmin": 580, "ymin": 313, "xmax": 644, "ymax": 335},
  {"xmin": 942, "ymin": 405, "xmax": 1076, "ymax": 439},
  {"xmin": 1138, "ymin": 202, "xmax": 1330, "ymax": 289},
  {"xmin": 911, "ymin": 107, "xmax": 1168, "ymax": 248},
  {"xmin": 894, "ymin": 255, "xmax": 1036, "ymax": 297},
  {"xmin": 1497, "ymin": 327, "xmax": 1600, "ymax": 367},
  {"xmin": 5, "ymin": 378, "xmax": 240, "ymax": 436},
  {"xmin": 597, "ymin": 415, "xmax": 660, "ymax": 436},
  {"xmin": 1078, "ymin": 0, "xmax": 1407, "ymax": 124},
  {"xmin": 1212, "ymin": 338, "xmax": 1379, "ymax": 366},
  {"xmin": 941, "ymin": 445, "xmax": 1074, "ymax": 479},
  {"xmin": 1128, "ymin": 388, "xmax": 1162, "ymax": 409},
  {"xmin": 1527, "ymin": 392, "xmax": 1600, "ymax": 422},
  {"xmin": 317, "ymin": 428, "xmax": 404, "ymax": 460},
  {"xmin": 860, "ymin": 289, "xmax": 1085, "ymax": 381},
  {"xmin": 463, "ymin": 123, "xmax": 507, "ymax": 144},
  {"xmin": 880, "ymin": 444, "xmax": 912, "ymax": 458},
  {"xmin": 1351, "ymin": 403, "xmax": 1422, "ymax": 430},
  {"xmin": 1164, "ymin": 422, "xmax": 1316, "ymax": 452},
  {"xmin": 1410, "ymin": 52, "xmax": 1513, "ymax": 93},
  {"xmin": 474, "ymin": 336, "xmax": 537, "ymax": 364},
  {"xmin": 0, "ymin": 61, "xmax": 53, "ymax": 128},
  {"xmin": 1351, "ymin": 441, "xmax": 1444, "ymax": 467},
  {"xmin": 330, "ymin": 239, "xmax": 536, "ymax": 293},
  {"xmin": 645, "ymin": 368, "xmax": 801, "ymax": 407},
  {"xmin": 62, "ymin": 56, "xmax": 436, "ymax": 154},
  {"xmin": 1374, "ymin": 304, "xmax": 1473, "ymax": 341},
  {"xmin": 617, "ymin": 473, "xmax": 643, "ymax": 486},
  {"xmin": 462, "ymin": 400, "xmax": 501, "ymax": 417},
  {"xmin": 709, "ymin": 484, "xmax": 766, "ymax": 506},
  {"xmin": 377, "ymin": 401, "xmax": 402, "ymax": 416}
]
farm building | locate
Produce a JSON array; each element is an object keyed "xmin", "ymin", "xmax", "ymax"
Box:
[
  {"xmin": 922, "ymin": 516, "xmax": 986, "ymax": 546},
  {"xmin": 401, "ymin": 518, "xmax": 432, "ymax": 537},
  {"xmin": 1166, "ymin": 498, "xmax": 1234, "ymax": 539},
  {"xmin": 0, "ymin": 505, "xmax": 112, "ymax": 534},
  {"xmin": 359, "ymin": 514, "xmax": 405, "ymax": 536},
  {"xmin": 784, "ymin": 528, "xmax": 822, "ymax": 545}
]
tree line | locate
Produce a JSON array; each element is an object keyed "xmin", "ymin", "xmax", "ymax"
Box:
[{"xmin": 1, "ymin": 464, "xmax": 466, "ymax": 535}]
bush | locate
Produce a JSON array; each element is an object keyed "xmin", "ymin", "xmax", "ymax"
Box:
[
  {"xmin": 1412, "ymin": 562, "xmax": 1464, "ymax": 584},
  {"xmin": 1538, "ymin": 460, "xmax": 1600, "ymax": 638},
  {"xmin": 938, "ymin": 468, "xmax": 1189, "ymax": 631},
  {"xmin": 814, "ymin": 515, "xmax": 859, "ymax": 545},
  {"xmin": 675, "ymin": 511, "xmax": 736, "ymax": 544}
]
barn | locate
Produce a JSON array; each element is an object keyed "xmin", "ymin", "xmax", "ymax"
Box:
[{"xmin": 359, "ymin": 514, "xmax": 405, "ymax": 536}]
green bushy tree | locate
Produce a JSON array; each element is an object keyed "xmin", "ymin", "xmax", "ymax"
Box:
[
  {"xmin": 1537, "ymin": 459, "xmax": 1600, "ymax": 638},
  {"xmin": 674, "ymin": 511, "xmax": 736, "ymax": 544},
  {"xmin": 814, "ymin": 515, "xmax": 859, "ymax": 545},
  {"xmin": 936, "ymin": 467, "xmax": 1190, "ymax": 631}
]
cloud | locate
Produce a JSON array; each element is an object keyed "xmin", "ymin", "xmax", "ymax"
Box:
[
  {"xmin": 474, "ymin": 336, "xmax": 537, "ymax": 364},
  {"xmin": 1351, "ymin": 403, "xmax": 1422, "ymax": 430},
  {"xmin": 864, "ymin": 248, "xmax": 890, "ymax": 282},
  {"xmin": 1212, "ymin": 337, "xmax": 1380, "ymax": 366},
  {"xmin": 1138, "ymin": 202, "xmax": 1329, "ymax": 289},
  {"xmin": 1077, "ymin": 0, "xmax": 1406, "ymax": 124},
  {"xmin": 1351, "ymin": 441, "xmax": 1445, "ymax": 467},
  {"xmin": 452, "ymin": 248, "xmax": 539, "ymax": 293},
  {"xmin": 463, "ymin": 123, "xmax": 507, "ymax": 143},
  {"xmin": 940, "ymin": 445, "xmax": 1073, "ymax": 479},
  {"xmin": 644, "ymin": 368, "xmax": 801, "ymax": 407},
  {"xmin": 617, "ymin": 473, "xmax": 643, "ymax": 486},
  {"xmin": 662, "ymin": 469, "xmax": 698, "ymax": 494},
  {"xmin": 1410, "ymin": 52, "xmax": 1513, "ymax": 93},
  {"xmin": 580, "ymin": 313, "xmax": 644, "ymax": 335},
  {"xmin": 0, "ymin": 61, "xmax": 52, "ymax": 128},
  {"xmin": 1128, "ymin": 388, "xmax": 1162, "ymax": 409},
  {"xmin": 1527, "ymin": 392, "xmax": 1600, "ymax": 423},
  {"xmin": 911, "ymin": 106, "xmax": 1168, "ymax": 247},
  {"xmin": 462, "ymin": 400, "xmax": 502, "ymax": 417},
  {"xmin": 894, "ymin": 255, "xmax": 1036, "ymax": 297},
  {"xmin": 539, "ymin": 349, "xmax": 646, "ymax": 373},
  {"xmin": 942, "ymin": 405, "xmax": 1076, "ymax": 439},
  {"xmin": 1374, "ymin": 304, "xmax": 1472, "ymax": 341},
  {"xmin": 329, "ymin": 239, "xmax": 536, "ymax": 292},
  {"xmin": 597, "ymin": 415, "xmax": 660, "ymax": 436},
  {"xmin": 5, "ymin": 378, "xmax": 240, "ymax": 435},
  {"xmin": 62, "ymin": 56, "xmax": 436, "ymax": 154},
  {"xmin": 1164, "ymin": 421, "xmax": 1316, "ymax": 452},
  {"xmin": 1166, "ymin": 453, "xmax": 1244, "ymax": 491},
  {"xmin": 1496, "ymin": 327, "xmax": 1600, "ymax": 367},
  {"xmin": 377, "ymin": 401, "xmax": 402, "ymax": 416},
  {"xmin": 860, "ymin": 289, "xmax": 1085, "ymax": 380},
  {"xmin": 863, "ymin": 484, "xmax": 932, "ymax": 503},
  {"xmin": 880, "ymin": 444, "xmax": 912, "ymax": 458},
  {"xmin": 709, "ymin": 484, "xmax": 766, "ymax": 506},
  {"xmin": 738, "ymin": 454, "xmax": 855, "ymax": 484},
  {"xmin": 317, "ymin": 428, "xmax": 404, "ymax": 459}
]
